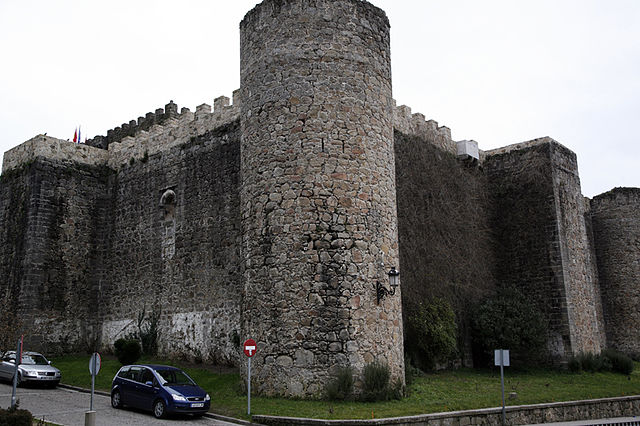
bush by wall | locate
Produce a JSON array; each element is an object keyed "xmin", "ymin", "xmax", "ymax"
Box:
[
  {"xmin": 603, "ymin": 349, "xmax": 634, "ymax": 375},
  {"xmin": 114, "ymin": 338, "xmax": 142, "ymax": 365},
  {"xmin": 471, "ymin": 287, "xmax": 547, "ymax": 366},
  {"xmin": 361, "ymin": 360, "xmax": 391, "ymax": 402},
  {"xmin": 324, "ymin": 366, "xmax": 354, "ymax": 401},
  {"xmin": 137, "ymin": 307, "xmax": 160, "ymax": 356},
  {"xmin": 569, "ymin": 350, "xmax": 634, "ymax": 375},
  {"xmin": 405, "ymin": 298, "xmax": 458, "ymax": 370}
]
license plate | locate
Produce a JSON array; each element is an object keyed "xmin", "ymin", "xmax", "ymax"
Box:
[{"xmin": 191, "ymin": 403, "xmax": 204, "ymax": 408}]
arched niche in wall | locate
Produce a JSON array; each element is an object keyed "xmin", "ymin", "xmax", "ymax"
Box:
[{"xmin": 160, "ymin": 189, "xmax": 176, "ymax": 260}]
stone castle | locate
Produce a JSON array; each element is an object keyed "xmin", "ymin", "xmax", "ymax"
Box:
[{"xmin": 0, "ymin": 0, "xmax": 638, "ymax": 397}]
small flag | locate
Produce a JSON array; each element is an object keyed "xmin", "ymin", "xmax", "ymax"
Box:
[
  {"xmin": 78, "ymin": 127, "xmax": 81, "ymax": 144},
  {"xmin": 73, "ymin": 128, "xmax": 78, "ymax": 143}
]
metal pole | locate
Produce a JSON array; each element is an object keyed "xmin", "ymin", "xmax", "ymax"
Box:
[
  {"xmin": 247, "ymin": 357, "xmax": 251, "ymax": 416},
  {"xmin": 90, "ymin": 355, "xmax": 96, "ymax": 411},
  {"xmin": 500, "ymin": 349, "xmax": 506, "ymax": 426},
  {"xmin": 11, "ymin": 337, "xmax": 22, "ymax": 409}
]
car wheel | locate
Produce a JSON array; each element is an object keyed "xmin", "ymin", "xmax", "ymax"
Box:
[
  {"xmin": 153, "ymin": 399, "xmax": 166, "ymax": 419},
  {"xmin": 111, "ymin": 390, "xmax": 122, "ymax": 408}
]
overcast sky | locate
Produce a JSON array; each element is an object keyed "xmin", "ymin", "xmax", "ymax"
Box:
[{"xmin": 1, "ymin": 0, "xmax": 638, "ymax": 197}]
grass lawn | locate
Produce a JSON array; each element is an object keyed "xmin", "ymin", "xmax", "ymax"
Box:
[{"xmin": 51, "ymin": 355, "xmax": 640, "ymax": 421}]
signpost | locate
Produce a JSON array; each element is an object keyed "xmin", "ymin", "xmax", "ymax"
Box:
[
  {"xmin": 243, "ymin": 339, "xmax": 256, "ymax": 416},
  {"xmin": 89, "ymin": 352, "xmax": 101, "ymax": 410},
  {"xmin": 11, "ymin": 335, "xmax": 23, "ymax": 410},
  {"xmin": 494, "ymin": 349, "xmax": 510, "ymax": 426},
  {"xmin": 85, "ymin": 352, "xmax": 101, "ymax": 426}
]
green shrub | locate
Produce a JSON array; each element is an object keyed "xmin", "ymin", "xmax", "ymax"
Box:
[
  {"xmin": 361, "ymin": 360, "xmax": 391, "ymax": 402},
  {"xmin": 114, "ymin": 338, "xmax": 142, "ymax": 365},
  {"xmin": 390, "ymin": 377, "xmax": 405, "ymax": 400},
  {"xmin": 471, "ymin": 288, "xmax": 547, "ymax": 366},
  {"xmin": 568, "ymin": 355, "xmax": 582, "ymax": 373},
  {"xmin": 405, "ymin": 298, "xmax": 458, "ymax": 370},
  {"xmin": 578, "ymin": 352, "xmax": 603, "ymax": 372},
  {"xmin": 0, "ymin": 407, "xmax": 33, "ymax": 426},
  {"xmin": 138, "ymin": 309, "xmax": 160, "ymax": 356},
  {"xmin": 569, "ymin": 350, "xmax": 633, "ymax": 375},
  {"xmin": 325, "ymin": 366, "xmax": 354, "ymax": 401},
  {"xmin": 602, "ymin": 349, "xmax": 634, "ymax": 375},
  {"xmin": 404, "ymin": 355, "xmax": 422, "ymax": 387}
]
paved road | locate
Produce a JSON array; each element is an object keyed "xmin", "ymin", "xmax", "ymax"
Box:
[{"xmin": 0, "ymin": 382, "xmax": 239, "ymax": 426}]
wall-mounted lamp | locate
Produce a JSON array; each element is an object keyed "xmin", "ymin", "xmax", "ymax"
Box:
[{"xmin": 376, "ymin": 267, "xmax": 400, "ymax": 305}]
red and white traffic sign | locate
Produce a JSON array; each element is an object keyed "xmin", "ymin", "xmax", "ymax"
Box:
[{"xmin": 243, "ymin": 339, "xmax": 257, "ymax": 357}]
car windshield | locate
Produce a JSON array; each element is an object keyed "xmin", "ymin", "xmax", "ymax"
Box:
[
  {"xmin": 155, "ymin": 369, "xmax": 195, "ymax": 386},
  {"xmin": 21, "ymin": 354, "xmax": 49, "ymax": 365}
]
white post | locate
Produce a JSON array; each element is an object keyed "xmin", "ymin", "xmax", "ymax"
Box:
[
  {"xmin": 247, "ymin": 357, "xmax": 252, "ymax": 416},
  {"xmin": 11, "ymin": 336, "xmax": 22, "ymax": 409},
  {"xmin": 90, "ymin": 355, "xmax": 96, "ymax": 411},
  {"xmin": 500, "ymin": 349, "xmax": 506, "ymax": 426}
]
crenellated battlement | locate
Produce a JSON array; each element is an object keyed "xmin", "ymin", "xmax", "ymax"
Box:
[
  {"xmin": 105, "ymin": 93, "xmax": 240, "ymax": 168},
  {"xmin": 392, "ymin": 101, "xmax": 456, "ymax": 154},
  {"xmin": 2, "ymin": 92, "xmax": 241, "ymax": 174}
]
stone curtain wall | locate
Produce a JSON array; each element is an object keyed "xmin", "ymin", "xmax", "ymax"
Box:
[
  {"xmin": 0, "ymin": 159, "xmax": 112, "ymax": 354},
  {"xmin": 0, "ymin": 165, "xmax": 34, "ymax": 347},
  {"xmin": 591, "ymin": 188, "xmax": 640, "ymax": 358},
  {"xmin": 549, "ymin": 144, "xmax": 606, "ymax": 354},
  {"xmin": 102, "ymin": 122, "xmax": 242, "ymax": 365},
  {"xmin": 484, "ymin": 140, "xmax": 573, "ymax": 361},
  {"xmin": 240, "ymin": 0, "xmax": 403, "ymax": 397},
  {"xmin": 484, "ymin": 138, "xmax": 607, "ymax": 362},
  {"xmin": 394, "ymin": 130, "xmax": 495, "ymax": 366}
]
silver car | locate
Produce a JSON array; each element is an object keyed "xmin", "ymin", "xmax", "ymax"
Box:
[{"xmin": 0, "ymin": 351, "xmax": 61, "ymax": 387}]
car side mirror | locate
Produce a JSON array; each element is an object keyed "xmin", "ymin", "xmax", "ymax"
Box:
[
  {"xmin": 146, "ymin": 381, "xmax": 153, "ymax": 386},
  {"xmin": 48, "ymin": 361, "xmax": 51, "ymax": 365}
]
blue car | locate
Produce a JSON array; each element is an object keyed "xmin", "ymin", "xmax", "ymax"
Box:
[{"xmin": 111, "ymin": 364, "xmax": 210, "ymax": 419}]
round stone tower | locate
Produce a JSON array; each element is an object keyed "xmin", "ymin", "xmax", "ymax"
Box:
[
  {"xmin": 239, "ymin": 0, "xmax": 403, "ymax": 397},
  {"xmin": 590, "ymin": 188, "xmax": 640, "ymax": 358}
]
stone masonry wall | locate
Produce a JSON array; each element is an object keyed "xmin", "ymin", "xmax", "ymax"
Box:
[
  {"xmin": 394, "ymin": 129, "xmax": 495, "ymax": 367},
  {"xmin": 101, "ymin": 121, "xmax": 242, "ymax": 365},
  {"xmin": 239, "ymin": 0, "xmax": 403, "ymax": 397},
  {"xmin": 548, "ymin": 144, "xmax": 606, "ymax": 354},
  {"xmin": 590, "ymin": 187, "xmax": 640, "ymax": 358},
  {"xmin": 484, "ymin": 139, "xmax": 573, "ymax": 361},
  {"xmin": 0, "ymin": 158, "xmax": 113, "ymax": 354}
]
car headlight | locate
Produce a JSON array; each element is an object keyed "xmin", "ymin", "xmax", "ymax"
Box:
[
  {"xmin": 23, "ymin": 371, "xmax": 37, "ymax": 377},
  {"xmin": 205, "ymin": 394, "xmax": 210, "ymax": 401},
  {"xmin": 171, "ymin": 394, "xmax": 187, "ymax": 402}
]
